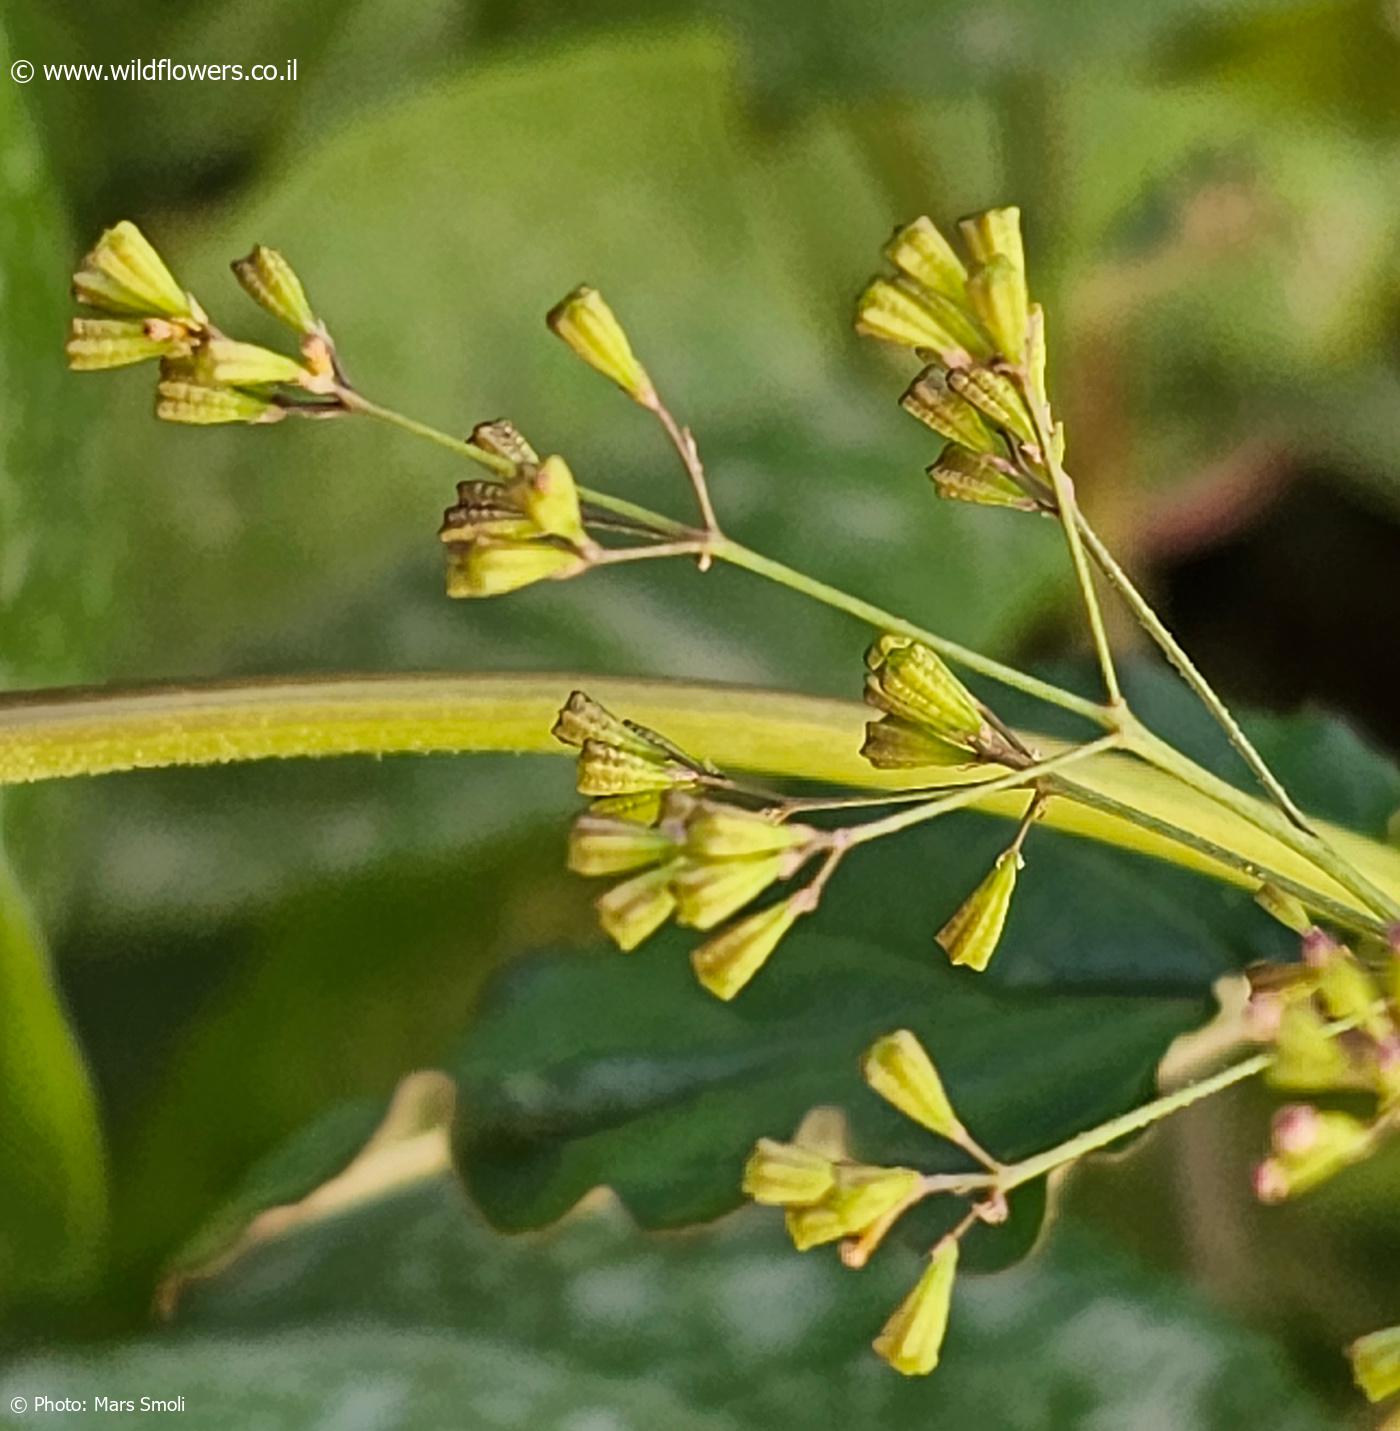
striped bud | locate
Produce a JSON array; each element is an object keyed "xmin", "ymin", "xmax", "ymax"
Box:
[
  {"xmin": 66, "ymin": 317, "xmax": 176, "ymax": 371},
  {"xmin": 927, "ymin": 447, "xmax": 1039, "ymax": 512},
  {"xmin": 685, "ymin": 803, "xmax": 815, "ymax": 859},
  {"xmin": 596, "ymin": 862, "xmax": 679, "ymax": 951},
  {"xmin": 469, "ymin": 419, "xmax": 539, "ymax": 470},
  {"xmin": 855, "ymin": 278, "xmax": 990, "ymax": 368},
  {"xmin": 72, "ymin": 220, "xmax": 195, "ymax": 320},
  {"xmin": 966, "ymin": 255, "xmax": 1029, "ymax": 363},
  {"xmin": 873, "ymin": 1237, "xmax": 959, "ymax": 1377},
  {"xmin": 691, "ymin": 897, "xmax": 803, "ymax": 1000},
  {"xmin": 864, "ymin": 635, "xmax": 985, "ymax": 750},
  {"xmin": 567, "ymin": 815, "xmax": 677, "ymax": 876},
  {"xmin": 155, "ymin": 381, "xmax": 282, "ymax": 426},
  {"xmin": 861, "ymin": 1030, "xmax": 965, "ymax": 1143},
  {"xmin": 947, "ymin": 366, "xmax": 1036, "ymax": 444},
  {"xmin": 231, "ymin": 245, "xmax": 318, "ymax": 335},
  {"xmin": 742, "ymin": 1138, "xmax": 835, "ymax": 1206},
  {"xmin": 937, "ymin": 849, "xmax": 1020, "ymax": 973},
  {"xmin": 553, "ymin": 691, "xmax": 675, "ymax": 760},
  {"xmin": 861, "ymin": 715, "xmax": 974, "ymax": 771},
  {"xmin": 513, "ymin": 454, "xmax": 588, "ymax": 546},
  {"xmin": 547, "ymin": 285, "xmax": 655, "ymax": 406},
  {"xmin": 576, "ymin": 740, "xmax": 690, "ymax": 798},
  {"xmin": 673, "ymin": 853, "xmax": 786, "ymax": 931},
  {"xmin": 198, "ymin": 337, "xmax": 309, "ymax": 388},
  {"xmin": 900, "ymin": 368, "xmax": 999, "ymax": 454},
  {"xmin": 439, "ymin": 481, "xmax": 536, "ymax": 544},
  {"xmin": 1350, "ymin": 1324, "xmax": 1400, "ymax": 1404},
  {"xmin": 958, "ymin": 206, "xmax": 1025, "ymax": 275},
  {"xmin": 884, "ymin": 217, "xmax": 967, "ymax": 300}
]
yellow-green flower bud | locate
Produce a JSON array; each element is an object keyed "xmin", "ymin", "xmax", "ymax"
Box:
[
  {"xmin": 469, "ymin": 419, "xmax": 539, "ymax": 470},
  {"xmin": 567, "ymin": 814, "xmax": 677, "ymax": 876},
  {"xmin": 856, "ymin": 278, "xmax": 990, "ymax": 368},
  {"xmin": 66, "ymin": 317, "xmax": 176, "ymax": 371},
  {"xmin": 937, "ymin": 849, "xmax": 1021, "ymax": 973},
  {"xmin": 785, "ymin": 1163, "xmax": 921, "ymax": 1250},
  {"xmin": 72, "ymin": 220, "xmax": 195, "ymax": 320},
  {"xmin": 577, "ymin": 739, "xmax": 690, "ymax": 798},
  {"xmin": 1266, "ymin": 1002, "xmax": 1363, "ymax": 1092},
  {"xmin": 873, "ymin": 1237, "xmax": 959, "ymax": 1377},
  {"xmin": 1350, "ymin": 1324, "xmax": 1400, "ymax": 1404},
  {"xmin": 231, "ymin": 245, "xmax": 318, "ymax": 335},
  {"xmin": 596, "ymin": 861, "xmax": 679, "ymax": 951},
  {"xmin": 784, "ymin": 1202, "xmax": 848, "ymax": 1252},
  {"xmin": 742, "ymin": 1137, "xmax": 835, "ymax": 1205},
  {"xmin": 691, "ymin": 897, "xmax": 803, "ymax": 1000},
  {"xmin": 546, "ymin": 285, "xmax": 655, "ymax": 406},
  {"xmin": 864, "ymin": 635, "xmax": 985, "ymax": 750},
  {"xmin": 966, "ymin": 255, "xmax": 1029, "ymax": 363},
  {"xmin": 155, "ymin": 380, "xmax": 282, "ymax": 426},
  {"xmin": 860, "ymin": 716, "xmax": 974, "ymax": 771},
  {"xmin": 946, "ymin": 366, "xmax": 1036, "ymax": 445},
  {"xmin": 958, "ymin": 206, "xmax": 1025, "ymax": 275},
  {"xmin": 1303, "ymin": 931, "xmax": 1389, "ymax": 1039},
  {"xmin": 444, "ymin": 539, "xmax": 585, "ymax": 598},
  {"xmin": 1254, "ymin": 1106, "xmax": 1373, "ymax": 1202},
  {"xmin": 513, "ymin": 454, "xmax": 588, "ymax": 546},
  {"xmin": 900, "ymin": 368, "xmax": 999, "ymax": 454},
  {"xmin": 198, "ymin": 337, "xmax": 309, "ymax": 389},
  {"xmin": 587, "ymin": 791, "xmax": 666, "ymax": 825},
  {"xmin": 1253, "ymin": 884, "xmax": 1312, "ymax": 935},
  {"xmin": 672, "ymin": 853, "xmax": 786, "ymax": 931},
  {"xmin": 553, "ymin": 690, "xmax": 674, "ymax": 760},
  {"xmin": 884, "ymin": 217, "xmax": 967, "ymax": 300},
  {"xmin": 684, "ymin": 802, "xmax": 816, "ymax": 859},
  {"xmin": 861, "ymin": 1030, "xmax": 965, "ymax": 1142},
  {"xmin": 927, "ymin": 447, "xmax": 1039, "ymax": 512}
]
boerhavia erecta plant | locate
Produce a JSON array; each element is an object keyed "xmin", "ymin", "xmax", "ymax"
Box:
[{"xmin": 58, "ymin": 204, "xmax": 1400, "ymax": 1389}]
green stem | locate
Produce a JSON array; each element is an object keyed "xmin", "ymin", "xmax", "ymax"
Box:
[{"xmin": 1077, "ymin": 516, "xmax": 1315, "ymax": 834}]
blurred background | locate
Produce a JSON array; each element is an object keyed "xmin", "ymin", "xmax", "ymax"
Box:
[{"xmin": 3, "ymin": 1, "xmax": 1400, "ymax": 1426}]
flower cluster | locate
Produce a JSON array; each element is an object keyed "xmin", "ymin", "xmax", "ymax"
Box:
[
  {"xmin": 744, "ymin": 1029, "xmax": 1001, "ymax": 1376},
  {"xmin": 1249, "ymin": 924, "xmax": 1400, "ymax": 1202},
  {"xmin": 1350, "ymin": 1323, "xmax": 1400, "ymax": 1409},
  {"xmin": 856, "ymin": 207, "xmax": 1057, "ymax": 515},
  {"xmin": 66, "ymin": 222, "xmax": 338, "ymax": 424},
  {"xmin": 554, "ymin": 691, "xmax": 831, "ymax": 999}
]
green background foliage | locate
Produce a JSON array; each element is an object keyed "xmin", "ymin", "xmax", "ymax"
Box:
[{"xmin": 2, "ymin": 1, "xmax": 1400, "ymax": 1425}]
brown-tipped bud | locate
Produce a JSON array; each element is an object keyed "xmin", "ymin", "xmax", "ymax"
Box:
[
  {"xmin": 1253, "ymin": 884, "xmax": 1312, "ymax": 935},
  {"xmin": 66, "ymin": 317, "xmax": 178, "ymax": 371},
  {"xmin": 231, "ymin": 245, "xmax": 318, "ymax": 335},
  {"xmin": 672, "ymin": 853, "xmax": 786, "ymax": 931},
  {"xmin": 873, "ymin": 1237, "xmax": 959, "ymax": 1377},
  {"xmin": 884, "ymin": 217, "xmax": 967, "ymax": 300},
  {"xmin": 469, "ymin": 419, "xmax": 539, "ymax": 470},
  {"xmin": 155, "ymin": 381, "xmax": 283, "ymax": 426},
  {"xmin": 1254, "ymin": 1109, "xmax": 1373, "ymax": 1201},
  {"xmin": 513, "ymin": 455, "xmax": 588, "ymax": 546},
  {"xmin": 937, "ymin": 849, "xmax": 1020, "ymax": 973},
  {"xmin": 439, "ymin": 481, "xmax": 536, "ymax": 545},
  {"xmin": 546, "ymin": 285, "xmax": 655, "ymax": 406},
  {"xmin": 927, "ymin": 447, "xmax": 1040, "ymax": 512},
  {"xmin": 861, "ymin": 1030, "xmax": 968, "ymax": 1144},
  {"xmin": 855, "ymin": 278, "xmax": 991, "ymax": 368},
  {"xmin": 861, "ymin": 716, "xmax": 976, "ymax": 771},
  {"xmin": 1350, "ymin": 1324, "xmax": 1400, "ymax": 1404},
  {"xmin": 691, "ymin": 897, "xmax": 804, "ymax": 1000},
  {"xmin": 684, "ymin": 802, "xmax": 816, "ymax": 859},
  {"xmin": 595, "ymin": 861, "xmax": 679, "ymax": 951},
  {"xmin": 72, "ymin": 220, "xmax": 195, "ymax": 320},
  {"xmin": 197, "ymin": 337, "xmax": 309, "ymax": 389},
  {"xmin": 864, "ymin": 635, "xmax": 986, "ymax": 751},
  {"xmin": 742, "ymin": 1138, "xmax": 835, "ymax": 1205},
  {"xmin": 946, "ymin": 366, "xmax": 1036, "ymax": 445},
  {"xmin": 576, "ymin": 740, "xmax": 691, "ymax": 798},
  {"xmin": 444, "ymin": 539, "xmax": 586, "ymax": 599},
  {"xmin": 553, "ymin": 691, "xmax": 675, "ymax": 760},
  {"xmin": 900, "ymin": 367, "xmax": 999, "ymax": 454},
  {"xmin": 965, "ymin": 255, "xmax": 1029, "ymax": 363},
  {"xmin": 567, "ymin": 814, "xmax": 678, "ymax": 877}
]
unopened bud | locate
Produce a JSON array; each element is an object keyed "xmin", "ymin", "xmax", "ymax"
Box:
[
  {"xmin": 691, "ymin": 897, "xmax": 803, "ymax": 1000},
  {"xmin": 553, "ymin": 691, "xmax": 675, "ymax": 760},
  {"xmin": 567, "ymin": 815, "xmax": 677, "ymax": 876},
  {"xmin": 864, "ymin": 634, "xmax": 985, "ymax": 751},
  {"xmin": 197, "ymin": 337, "xmax": 309, "ymax": 389},
  {"xmin": 742, "ymin": 1138, "xmax": 835, "ymax": 1205},
  {"xmin": 595, "ymin": 861, "xmax": 679, "ymax": 951},
  {"xmin": 66, "ymin": 317, "xmax": 177, "ymax": 371},
  {"xmin": 576, "ymin": 740, "xmax": 691, "ymax": 798},
  {"xmin": 672, "ymin": 853, "xmax": 786, "ymax": 931},
  {"xmin": 965, "ymin": 255, "xmax": 1029, "ymax": 363},
  {"xmin": 685, "ymin": 802, "xmax": 815, "ymax": 859},
  {"xmin": 231, "ymin": 245, "xmax": 318, "ymax": 335},
  {"xmin": 856, "ymin": 278, "xmax": 990, "ymax": 367},
  {"xmin": 439, "ymin": 481, "xmax": 536, "ymax": 544},
  {"xmin": 72, "ymin": 220, "xmax": 195, "ymax": 320},
  {"xmin": 900, "ymin": 367, "xmax": 999, "ymax": 453},
  {"xmin": 927, "ymin": 447, "xmax": 1039, "ymax": 511},
  {"xmin": 469, "ymin": 419, "xmax": 539, "ymax": 470},
  {"xmin": 1255, "ymin": 1109, "xmax": 1373, "ymax": 1201},
  {"xmin": 547, "ymin": 285, "xmax": 655, "ymax": 406},
  {"xmin": 946, "ymin": 366, "xmax": 1036, "ymax": 444},
  {"xmin": 936, "ymin": 848, "xmax": 1021, "ymax": 973},
  {"xmin": 155, "ymin": 380, "xmax": 282, "ymax": 426},
  {"xmin": 873, "ymin": 1237, "xmax": 959, "ymax": 1377},
  {"xmin": 1350, "ymin": 1324, "xmax": 1400, "ymax": 1404},
  {"xmin": 445, "ymin": 539, "xmax": 585, "ymax": 598},
  {"xmin": 785, "ymin": 1164, "xmax": 921, "ymax": 1252},
  {"xmin": 958, "ymin": 206, "xmax": 1026, "ymax": 275},
  {"xmin": 514, "ymin": 454, "xmax": 588, "ymax": 546},
  {"xmin": 1303, "ymin": 933, "xmax": 1389, "ymax": 1039},
  {"xmin": 1253, "ymin": 884, "xmax": 1312, "ymax": 934},
  {"xmin": 1267, "ymin": 1002, "xmax": 1361, "ymax": 1092},
  {"xmin": 861, "ymin": 716, "xmax": 975, "ymax": 771},
  {"xmin": 862, "ymin": 1030, "xmax": 967, "ymax": 1143},
  {"xmin": 884, "ymin": 217, "xmax": 967, "ymax": 299}
]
